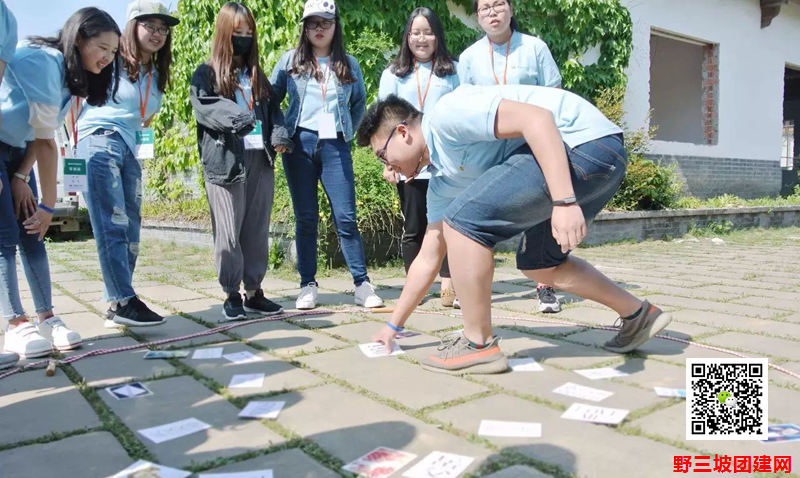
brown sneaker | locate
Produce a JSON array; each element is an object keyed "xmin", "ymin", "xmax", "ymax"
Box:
[
  {"xmin": 420, "ymin": 333, "xmax": 508, "ymax": 375},
  {"xmin": 440, "ymin": 288, "xmax": 456, "ymax": 307},
  {"xmin": 603, "ymin": 300, "xmax": 672, "ymax": 353}
]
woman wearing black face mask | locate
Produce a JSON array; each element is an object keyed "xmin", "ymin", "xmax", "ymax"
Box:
[{"xmin": 190, "ymin": 2, "xmax": 293, "ymax": 321}]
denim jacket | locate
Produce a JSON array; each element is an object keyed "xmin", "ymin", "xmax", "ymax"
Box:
[
  {"xmin": 270, "ymin": 49, "xmax": 366, "ymax": 142},
  {"xmin": 190, "ymin": 63, "xmax": 293, "ymax": 185}
]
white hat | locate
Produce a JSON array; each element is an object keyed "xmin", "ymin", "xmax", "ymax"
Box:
[
  {"xmin": 127, "ymin": 0, "xmax": 180, "ymax": 27},
  {"xmin": 302, "ymin": 0, "xmax": 336, "ymax": 21}
]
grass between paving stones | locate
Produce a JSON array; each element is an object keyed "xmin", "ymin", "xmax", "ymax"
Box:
[{"xmin": 0, "ymin": 427, "xmax": 101, "ymax": 453}]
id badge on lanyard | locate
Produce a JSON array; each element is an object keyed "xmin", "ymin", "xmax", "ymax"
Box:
[
  {"xmin": 64, "ymin": 97, "xmax": 88, "ymax": 192},
  {"xmin": 317, "ymin": 63, "xmax": 338, "ymax": 139},
  {"xmin": 137, "ymin": 69, "xmax": 156, "ymax": 160},
  {"xmin": 244, "ymin": 120, "xmax": 264, "ymax": 150}
]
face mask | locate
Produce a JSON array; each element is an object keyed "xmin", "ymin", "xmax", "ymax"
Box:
[{"xmin": 232, "ymin": 35, "xmax": 253, "ymax": 57}]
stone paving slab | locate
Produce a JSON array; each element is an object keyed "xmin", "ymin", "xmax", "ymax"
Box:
[
  {"xmin": 100, "ymin": 375, "xmax": 285, "ymax": 468},
  {"xmin": 401, "ymin": 311, "xmax": 464, "ymax": 332},
  {"xmin": 31, "ymin": 294, "xmax": 87, "ymax": 315},
  {"xmin": 289, "ymin": 311, "xmax": 366, "ymax": 329},
  {"xmin": 0, "ymin": 371, "xmax": 101, "ymax": 446},
  {"xmin": 234, "ymin": 320, "xmax": 348, "ymax": 356},
  {"xmin": 484, "ymin": 465, "xmax": 554, "ymax": 478},
  {"xmin": 271, "ymin": 384, "xmax": 491, "ymax": 473},
  {"xmin": 50, "ymin": 272, "xmax": 87, "ymax": 283},
  {"xmin": 57, "ymin": 280, "xmax": 106, "ymax": 295},
  {"xmin": 732, "ymin": 296, "xmax": 800, "ymax": 313},
  {"xmin": 699, "ymin": 285, "xmax": 800, "ymax": 302},
  {"xmin": 702, "ymin": 332, "xmax": 800, "ymax": 361},
  {"xmin": 0, "ymin": 431, "xmax": 132, "ymax": 478},
  {"xmin": 176, "ymin": 297, "xmax": 286, "ymax": 324},
  {"xmin": 324, "ymin": 321, "xmax": 442, "ymax": 361},
  {"xmin": 429, "ymin": 394, "xmax": 683, "ymax": 478},
  {"xmin": 476, "ymin": 363, "xmax": 664, "ymax": 412},
  {"xmin": 58, "ymin": 311, "xmax": 123, "ymax": 340},
  {"xmin": 643, "ymin": 295, "xmax": 785, "ymax": 319},
  {"xmin": 67, "ymin": 336, "xmax": 177, "ymax": 387},
  {"xmin": 636, "ymin": 284, "xmax": 740, "ymax": 301},
  {"xmin": 134, "ymin": 315, "xmax": 229, "ymax": 348},
  {"xmin": 771, "ymin": 362, "xmax": 800, "ymax": 387},
  {"xmin": 179, "ymin": 342, "xmax": 322, "ymax": 396},
  {"xmin": 613, "ymin": 358, "xmax": 686, "ymax": 390},
  {"xmin": 137, "ymin": 284, "xmax": 206, "ymax": 303},
  {"xmin": 494, "ymin": 328, "xmax": 619, "ymax": 370},
  {"xmin": 261, "ymin": 277, "xmax": 302, "ymax": 292},
  {"xmin": 670, "ymin": 309, "xmax": 780, "ymax": 330},
  {"xmin": 565, "ymin": 329, "xmax": 737, "ymax": 363},
  {"xmin": 297, "ymin": 346, "xmax": 488, "ymax": 410},
  {"xmin": 199, "ymin": 287, "xmax": 227, "ymax": 300},
  {"xmin": 201, "ymin": 448, "xmax": 339, "ymax": 477}
]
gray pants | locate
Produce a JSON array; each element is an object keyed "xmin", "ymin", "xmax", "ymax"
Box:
[{"xmin": 205, "ymin": 149, "xmax": 274, "ymax": 294}]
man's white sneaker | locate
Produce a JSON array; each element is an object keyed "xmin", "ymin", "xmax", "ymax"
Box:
[
  {"xmin": 37, "ymin": 316, "xmax": 83, "ymax": 351},
  {"xmin": 3, "ymin": 322, "xmax": 52, "ymax": 359},
  {"xmin": 296, "ymin": 282, "xmax": 318, "ymax": 310},
  {"xmin": 354, "ymin": 282, "xmax": 384, "ymax": 308}
]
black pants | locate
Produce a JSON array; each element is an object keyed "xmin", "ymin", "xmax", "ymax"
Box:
[{"xmin": 397, "ymin": 179, "xmax": 450, "ymax": 278}]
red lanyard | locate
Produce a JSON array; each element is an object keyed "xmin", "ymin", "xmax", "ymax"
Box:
[
  {"xmin": 70, "ymin": 96, "xmax": 81, "ymax": 148},
  {"xmin": 488, "ymin": 36, "xmax": 511, "ymax": 85},
  {"xmin": 138, "ymin": 66, "xmax": 154, "ymax": 122},
  {"xmin": 414, "ymin": 59, "xmax": 435, "ymax": 110},
  {"xmin": 316, "ymin": 59, "xmax": 332, "ymax": 107}
]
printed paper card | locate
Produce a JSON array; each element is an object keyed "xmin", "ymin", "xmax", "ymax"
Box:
[
  {"xmin": 106, "ymin": 382, "xmax": 152, "ymax": 401},
  {"xmin": 561, "ymin": 403, "xmax": 629, "ymax": 425},
  {"xmin": 192, "ymin": 347, "xmax": 224, "ymax": 359},
  {"xmin": 223, "ymin": 351, "xmax": 263, "ymax": 364},
  {"xmin": 477, "ymin": 420, "xmax": 542, "ymax": 438},
  {"xmin": 229, "ymin": 373, "xmax": 266, "ymax": 389},
  {"xmin": 402, "ymin": 451, "xmax": 474, "ymax": 478},
  {"xmin": 654, "ymin": 387, "xmax": 687, "ymax": 398},
  {"xmin": 359, "ymin": 342, "xmax": 405, "ymax": 358},
  {"xmin": 574, "ymin": 367, "xmax": 630, "ymax": 380},
  {"xmin": 137, "ymin": 418, "xmax": 211, "ymax": 444},
  {"xmin": 342, "ymin": 447, "xmax": 417, "ymax": 478},
  {"xmin": 238, "ymin": 401, "xmax": 285, "ymax": 420},
  {"xmin": 508, "ymin": 358, "xmax": 544, "ymax": 372},
  {"xmin": 552, "ymin": 382, "xmax": 613, "ymax": 402},
  {"xmin": 111, "ymin": 460, "xmax": 191, "ymax": 478}
]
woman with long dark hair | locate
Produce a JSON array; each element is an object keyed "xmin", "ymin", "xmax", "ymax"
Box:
[
  {"xmin": 0, "ymin": 7, "xmax": 120, "ymax": 361},
  {"xmin": 271, "ymin": 0, "xmax": 383, "ymax": 310},
  {"xmin": 459, "ymin": 0, "xmax": 565, "ymax": 314},
  {"xmin": 191, "ymin": 2, "xmax": 292, "ymax": 321},
  {"xmin": 378, "ymin": 7, "xmax": 459, "ymax": 307},
  {"xmin": 76, "ymin": 0, "xmax": 179, "ymax": 328}
]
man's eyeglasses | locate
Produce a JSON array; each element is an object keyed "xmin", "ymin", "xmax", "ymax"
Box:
[
  {"xmin": 306, "ymin": 20, "xmax": 334, "ymax": 31},
  {"xmin": 139, "ymin": 22, "xmax": 170, "ymax": 36},
  {"xmin": 477, "ymin": 1, "xmax": 508, "ymax": 17},
  {"xmin": 376, "ymin": 121, "xmax": 407, "ymax": 165}
]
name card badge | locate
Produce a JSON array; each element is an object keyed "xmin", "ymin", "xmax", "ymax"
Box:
[
  {"xmin": 317, "ymin": 112, "xmax": 337, "ymax": 139},
  {"xmin": 244, "ymin": 120, "xmax": 264, "ymax": 150},
  {"xmin": 135, "ymin": 127, "xmax": 155, "ymax": 159}
]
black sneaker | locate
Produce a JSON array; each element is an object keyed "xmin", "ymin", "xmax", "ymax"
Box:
[
  {"xmin": 112, "ymin": 297, "xmax": 166, "ymax": 327},
  {"xmin": 223, "ymin": 293, "xmax": 246, "ymax": 321},
  {"xmin": 537, "ymin": 286, "xmax": 561, "ymax": 313},
  {"xmin": 243, "ymin": 289, "xmax": 284, "ymax": 316}
]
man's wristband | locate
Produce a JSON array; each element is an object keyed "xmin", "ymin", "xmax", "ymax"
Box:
[
  {"xmin": 38, "ymin": 203, "xmax": 55, "ymax": 214},
  {"xmin": 386, "ymin": 322, "xmax": 404, "ymax": 332},
  {"xmin": 552, "ymin": 196, "xmax": 577, "ymax": 206}
]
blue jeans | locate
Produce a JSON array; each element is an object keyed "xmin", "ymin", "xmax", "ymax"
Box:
[
  {"xmin": 444, "ymin": 134, "xmax": 627, "ymax": 270},
  {"xmin": 77, "ymin": 130, "xmax": 142, "ymax": 303},
  {"xmin": 283, "ymin": 128, "xmax": 370, "ymax": 287},
  {"xmin": 0, "ymin": 142, "xmax": 53, "ymax": 319}
]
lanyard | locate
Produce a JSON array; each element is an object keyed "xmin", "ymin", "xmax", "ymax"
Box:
[
  {"xmin": 414, "ymin": 59, "xmax": 435, "ymax": 110},
  {"xmin": 70, "ymin": 96, "xmax": 81, "ymax": 149},
  {"xmin": 138, "ymin": 66, "xmax": 154, "ymax": 123},
  {"xmin": 488, "ymin": 36, "xmax": 511, "ymax": 85},
  {"xmin": 237, "ymin": 84, "xmax": 254, "ymax": 111},
  {"xmin": 317, "ymin": 59, "xmax": 332, "ymax": 111}
]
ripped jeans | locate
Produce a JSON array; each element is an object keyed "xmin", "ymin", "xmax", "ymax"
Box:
[{"xmin": 77, "ymin": 130, "xmax": 142, "ymax": 303}]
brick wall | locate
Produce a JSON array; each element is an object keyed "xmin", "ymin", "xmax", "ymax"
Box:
[{"xmin": 701, "ymin": 44, "xmax": 719, "ymax": 145}]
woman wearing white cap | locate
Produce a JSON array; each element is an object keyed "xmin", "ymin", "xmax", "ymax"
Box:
[
  {"xmin": 76, "ymin": 0, "xmax": 179, "ymax": 327},
  {"xmin": 271, "ymin": 0, "xmax": 383, "ymax": 310}
]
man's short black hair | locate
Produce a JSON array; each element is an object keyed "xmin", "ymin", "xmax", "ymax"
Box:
[{"xmin": 356, "ymin": 95, "xmax": 422, "ymax": 148}]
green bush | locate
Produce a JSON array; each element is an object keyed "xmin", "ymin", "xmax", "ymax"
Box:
[{"xmin": 594, "ymin": 86, "xmax": 682, "ymax": 211}]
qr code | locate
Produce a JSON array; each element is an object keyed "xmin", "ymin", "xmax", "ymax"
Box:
[{"xmin": 686, "ymin": 358, "xmax": 768, "ymax": 441}]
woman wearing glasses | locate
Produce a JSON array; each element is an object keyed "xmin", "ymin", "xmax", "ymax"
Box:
[
  {"xmin": 377, "ymin": 8, "xmax": 459, "ymax": 307},
  {"xmin": 76, "ymin": 0, "xmax": 178, "ymax": 327},
  {"xmin": 271, "ymin": 0, "xmax": 383, "ymax": 310},
  {"xmin": 459, "ymin": 0, "xmax": 565, "ymax": 314}
]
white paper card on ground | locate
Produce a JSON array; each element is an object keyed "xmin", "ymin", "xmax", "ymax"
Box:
[
  {"xmin": 552, "ymin": 382, "xmax": 613, "ymax": 402},
  {"xmin": 143, "ymin": 350, "xmax": 190, "ymax": 359},
  {"xmin": 111, "ymin": 460, "xmax": 191, "ymax": 478},
  {"xmin": 137, "ymin": 418, "xmax": 211, "ymax": 444},
  {"xmin": 63, "ymin": 157, "xmax": 88, "ymax": 192},
  {"xmin": 244, "ymin": 121, "xmax": 264, "ymax": 150},
  {"xmin": 106, "ymin": 382, "xmax": 152, "ymax": 401},
  {"xmin": 359, "ymin": 342, "xmax": 405, "ymax": 358},
  {"xmin": 478, "ymin": 420, "xmax": 542, "ymax": 438},
  {"xmin": 192, "ymin": 347, "xmax": 224, "ymax": 359},
  {"xmin": 509, "ymin": 357, "xmax": 544, "ymax": 372},
  {"xmin": 317, "ymin": 112, "xmax": 337, "ymax": 139},
  {"xmin": 229, "ymin": 373, "xmax": 265, "ymax": 389},
  {"xmin": 223, "ymin": 351, "xmax": 263, "ymax": 364},
  {"xmin": 762, "ymin": 424, "xmax": 800, "ymax": 444},
  {"xmin": 135, "ymin": 127, "xmax": 155, "ymax": 159},
  {"xmin": 342, "ymin": 447, "xmax": 417, "ymax": 478},
  {"xmin": 654, "ymin": 387, "xmax": 687, "ymax": 398},
  {"xmin": 238, "ymin": 401, "xmax": 285, "ymax": 420},
  {"xmin": 402, "ymin": 451, "xmax": 475, "ymax": 478},
  {"xmin": 199, "ymin": 471, "xmax": 274, "ymax": 478},
  {"xmin": 561, "ymin": 403, "xmax": 629, "ymax": 425},
  {"xmin": 574, "ymin": 367, "xmax": 629, "ymax": 380}
]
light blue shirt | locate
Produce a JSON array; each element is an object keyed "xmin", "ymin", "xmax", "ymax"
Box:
[
  {"xmin": 0, "ymin": 0, "xmax": 17, "ymax": 64},
  {"xmin": 234, "ymin": 70, "xmax": 252, "ymax": 112},
  {"xmin": 378, "ymin": 60, "xmax": 460, "ymax": 180},
  {"xmin": 78, "ymin": 66, "xmax": 163, "ymax": 155},
  {"xmin": 0, "ymin": 43, "xmax": 71, "ymax": 148},
  {"xmin": 424, "ymin": 84, "xmax": 622, "ymax": 223},
  {"xmin": 298, "ymin": 57, "xmax": 341, "ymax": 132},
  {"xmin": 458, "ymin": 31, "xmax": 561, "ymax": 87}
]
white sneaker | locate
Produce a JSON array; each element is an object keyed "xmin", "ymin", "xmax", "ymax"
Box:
[
  {"xmin": 3, "ymin": 321, "xmax": 52, "ymax": 359},
  {"xmin": 0, "ymin": 352, "xmax": 19, "ymax": 370},
  {"xmin": 296, "ymin": 282, "xmax": 318, "ymax": 310},
  {"xmin": 37, "ymin": 316, "xmax": 83, "ymax": 351},
  {"xmin": 354, "ymin": 281, "xmax": 384, "ymax": 308}
]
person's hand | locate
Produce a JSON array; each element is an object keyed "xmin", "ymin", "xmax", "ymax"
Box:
[
  {"xmin": 275, "ymin": 145, "xmax": 288, "ymax": 154},
  {"xmin": 382, "ymin": 165, "xmax": 399, "ymax": 184},
  {"xmin": 551, "ymin": 204, "xmax": 587, "ymax": 253},
  {"xmin": 373, "ymin": 323, "xmax": 398, "ymax": 355},
  {"xmin": 11, "ymin": 177, "xmax": 37, "ymax": 220},
  {"xmin": 23, "ymin": 207, "xmax": 54, "ymax": 241}
]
